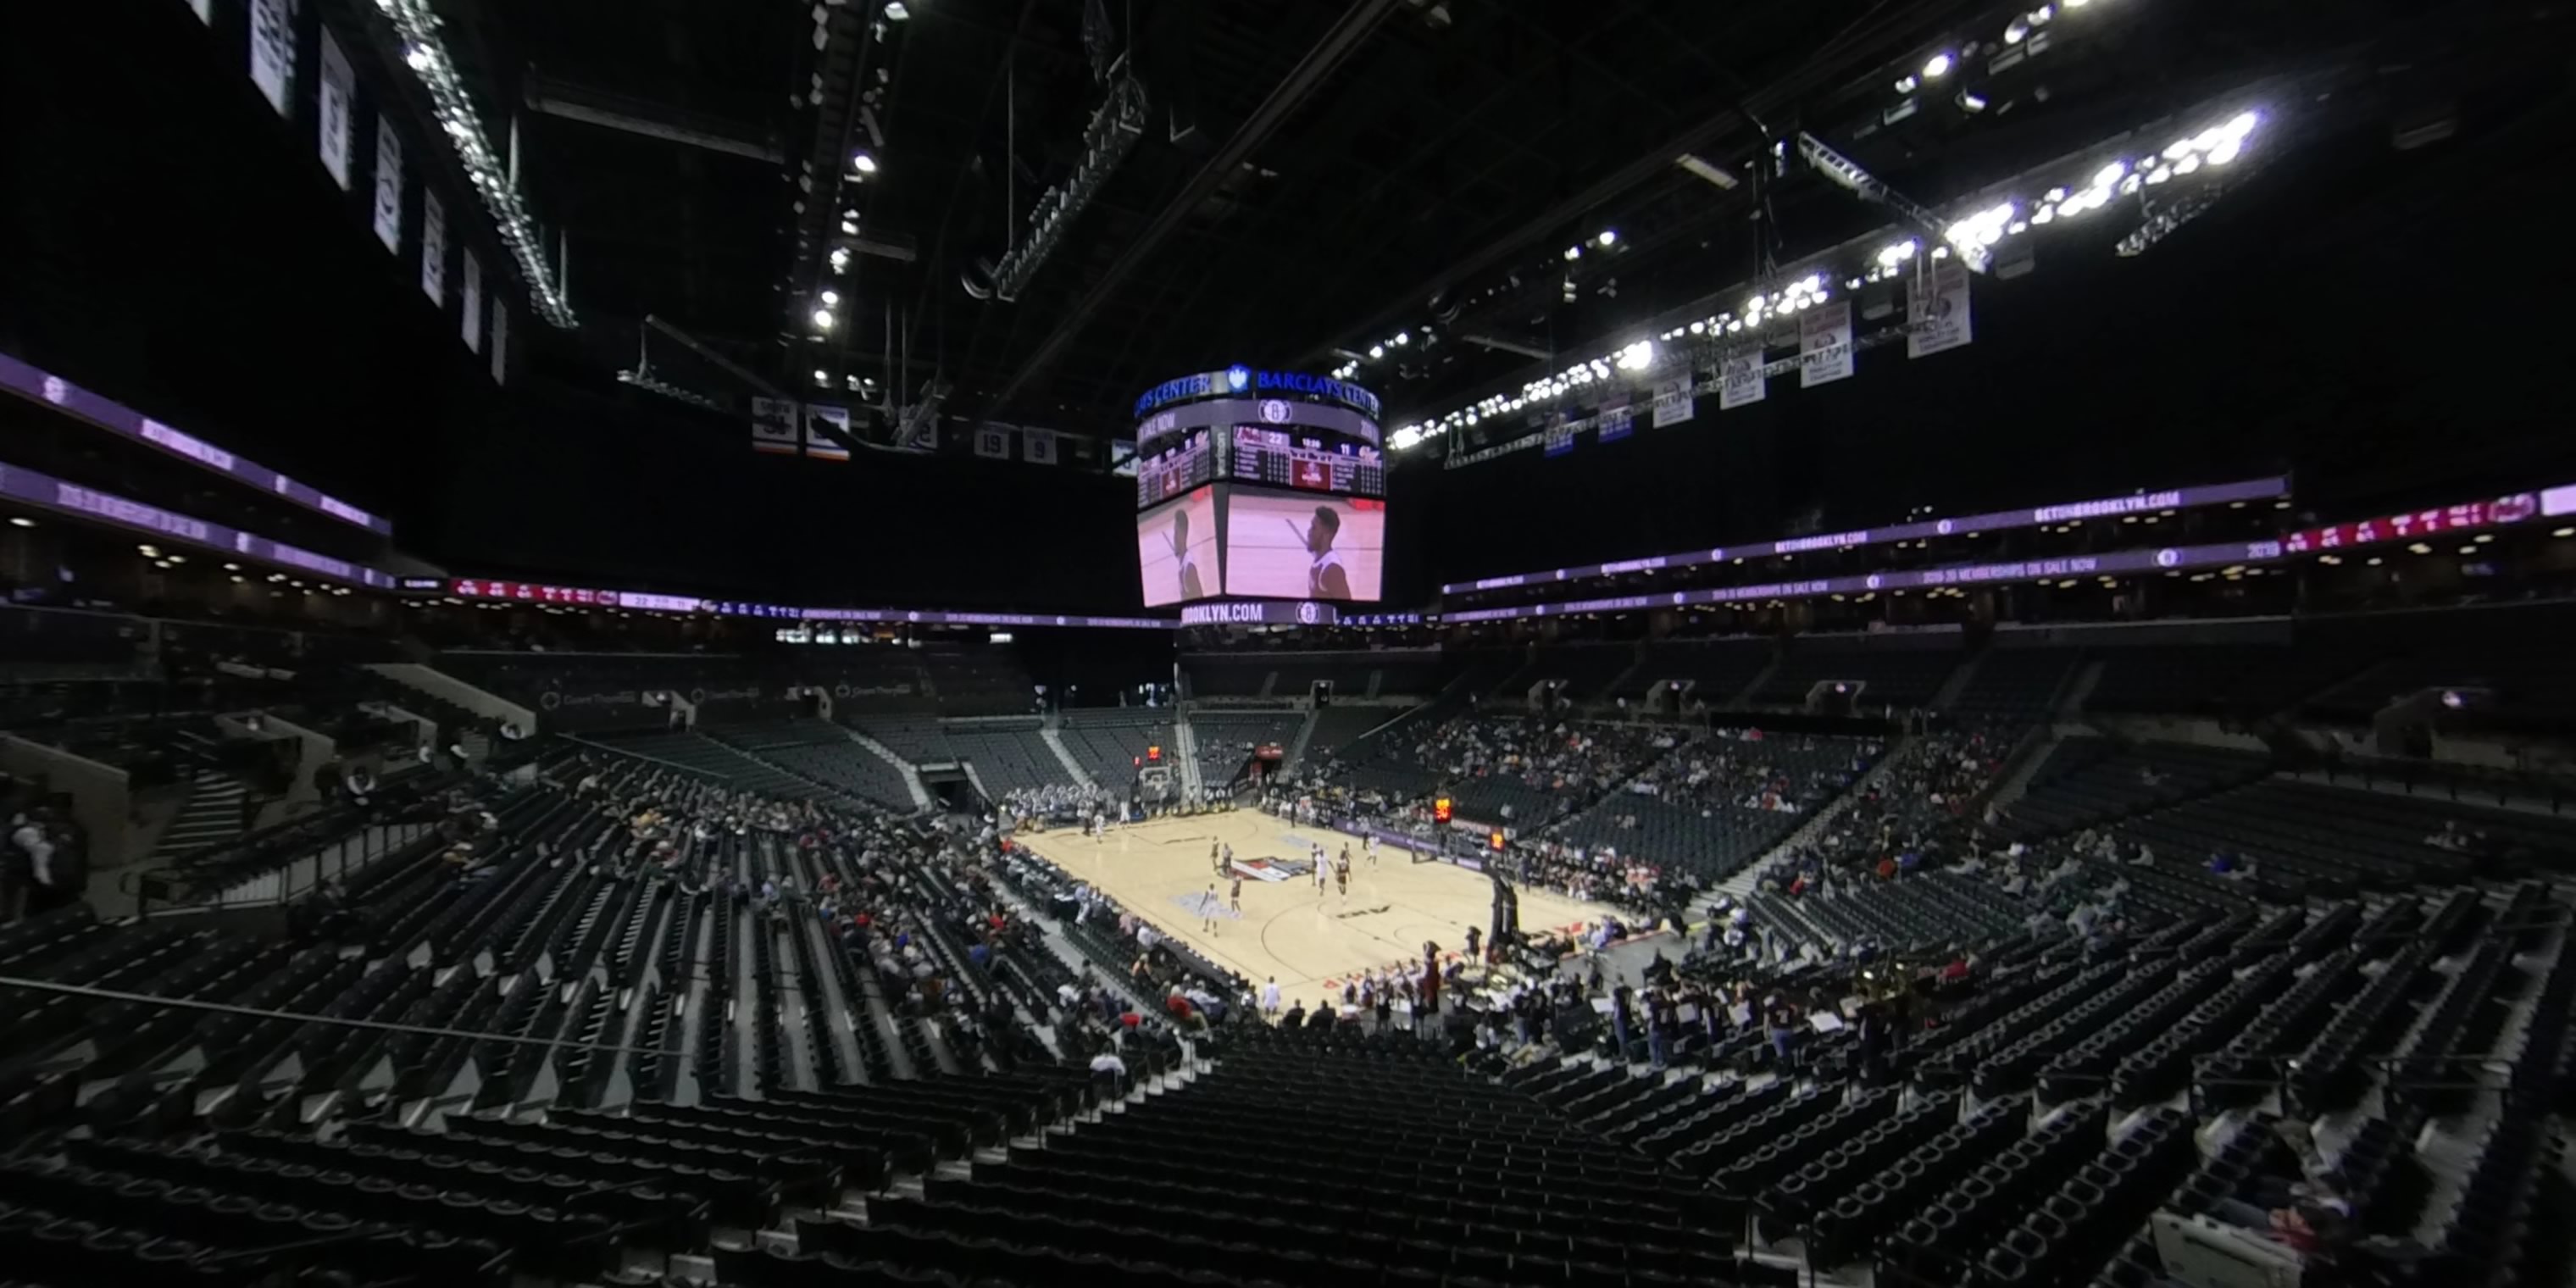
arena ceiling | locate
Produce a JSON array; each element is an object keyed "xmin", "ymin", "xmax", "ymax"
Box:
[{"xmin": 337, "ymin": 0, "xmax": 2543, "ymax": 438}]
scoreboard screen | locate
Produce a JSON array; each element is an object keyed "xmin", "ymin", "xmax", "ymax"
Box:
[
  {"xmin": 1135, "ymin": 428, "xmax": 1215, "ymax": 508},
  {"xmin": 1229, "ymin": 425, "xmax": 1384, "ymax": 497}
]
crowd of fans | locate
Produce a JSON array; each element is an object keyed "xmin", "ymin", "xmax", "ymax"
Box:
[{"xmin": 1402, "ymin": 714, "xmax": 1677, "ymax": 819}]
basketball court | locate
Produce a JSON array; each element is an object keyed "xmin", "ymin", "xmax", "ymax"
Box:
[{"xmin": 1013, "ymin": 808, "xmax": 1607, "ymax": 1003}]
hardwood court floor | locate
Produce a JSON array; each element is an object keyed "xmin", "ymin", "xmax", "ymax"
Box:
[{"xmin": 1014, "ymin": 809, "xmax": 1606, "ymax": 1004}]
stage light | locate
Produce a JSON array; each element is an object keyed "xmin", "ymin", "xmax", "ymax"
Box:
[
  {"xmin": 819, "ymin": 289, "xmax": 841, "ymax": 306},
  {"xmin": 840, "ymin": 219, "xmax": 859, "ymax": 235},
  {"xmin": 1894, "ymin": 75, "xmax": 1920, "ymax": 94},
  {"xmin": 138, "ymin": 544, "xmax": 158, "ymax": 558},
  {"xmin": 1922, "ymin": 53, "xmax": 1954, "ymax": 79},
  {"xmin": 6, "ymin": 517, "xmax": 31, "ymax": 528},
  {"xmin": 884, "ymin": 0, "xmax": 909, "ymax": 18},
  {"xmin": 1563, "ymin": 246, "xmax": 1582, "ymax": 262},
  {"xmin": 1596, "ymin": 230, "xmax": 1618, "ymax": 247},
  {"xmin": 379, "ymin": 0, "xmax": 571, "ymax": 325},
  {"xmin": 1616, "ymin": 341, "xmax": 1655, "ymax": 371},
  {"xmin": 830, "ymin": 247, "xmax": 852, "ymax": 272},
  {"xmin": 2208, "ymin": 136, "xmax": 2244, "ymax": 165},
  {"xmin": 2407, "ymin": 542, "xmax": 2433, "ymax": 555},
  {"xmin": 2458, "ymin": 546, "xmax": 2478, "ymax": 556},
  {"xmin": 1395, "ymin": 331, "xmax": 1410, "ymax": 345},
  {"xmin": 1959, "ymin": 92, "xmax": 1988, "ymax": 113},
  {"xmin": 811, "ymin": 308, "xmax": 836, "ymax": 330},
  {"xmin": 2556, "ymin": 528, "xmax": 2575, "ymax": 538},
  {"xmin": 813, "ymin": 369, "xmax": 830, "ymax": 386},
  {"xmin": 851, "ymin": 151, "xmax": 879, "ymax": 175}
]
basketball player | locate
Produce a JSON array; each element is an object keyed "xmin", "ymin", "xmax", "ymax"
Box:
[
  {"xmin": 1287, "ymin": 506, "xmax": 1352, "ymax": 599},
  {"xmin": 1335, "ymin": 852, "xmax": 1351, "ymax": 901},
  {"xmin": 1229, "ymin": 873, "xmax": 1244, "ymax": 917},
  {"xmin": 1198, "ymin": 883, "xmax": 1222, "ymax": 935},
  {"xmin": 1211, "ymin": 841, "xmax": 1224, "ymax": 875},
  {"xmin": 1169, "ymin": 508, "xmax": 1206, "ymax": 601},
  {"xmin": 1364, "ymin": 835, "xmax": 1379, "ymax": 868}
]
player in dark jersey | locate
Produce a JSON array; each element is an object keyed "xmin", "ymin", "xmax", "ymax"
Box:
[{"xmin": 1229, "ymin": 874, "xmax": 1244, "ymax": 916}]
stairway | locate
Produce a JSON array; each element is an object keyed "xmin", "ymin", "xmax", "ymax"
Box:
[
  {"xmin": 1038, "ymin": 726, "xmax": 1096, "ymax": 791},
  {"xmin": 1708, "ymin": 733, "xmax": 1912, "ymax": 903},
  {"xmin": 842, "ymin": 726, "xmax": 934, "ymax": 811},
  {"xmin": 1171, "ymin": 719, "xmax": 1205, "ymax": 799},
  {"xmin": 1285, "ymin": 708, "xmax": 1321, "ymax": 772},
  {"xmin": 153, "ymin": 772, "xmax": 248, "ymax": 863},
  {"xmin": 1929, "ymin": 651, "xmax": 1983, "ymax": 711},
  {"xmin": 2056, "ymin": 660, "xmax": 2104, "ymax": 717}
]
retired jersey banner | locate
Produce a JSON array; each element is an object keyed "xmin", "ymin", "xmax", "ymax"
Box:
[
  {"xmin": 803, "ymin": 404, "xmax": 852, "ymax": 461},
  {"xmin": 973, "ymin": 425, "xmax": 1012, "ymax": 459},
  {"xmin": 1596, "ymin": 392, "xmax": 1635, "ymax": 445},
  {"xmin": 489, "ymin": 302, "xmax": 508, "ymax": 385},
  {"xmin": 750, "ymin": 397, "xmax": 800, "ymax": 455},
  {"xmin": 460, "ymin": 252, "xmax": 483, "ymax": 353},
  {"xmin": 420, "ymin": 192, "xmax": 447, "ymax": 306},
  {"xmin": 1908, "ymin": 259, "xmax": 1974, "ymax": 358},
  {"xmin": 248, "ymin": 0, "xmax": 297, "ymax": 118},
  {"xmin": 1651, "ymin": 375, "xmax": 1695, "ymax": 428},
  {"xmin": 1717, "ymin": 347, "xmax": 1766, "ymax": 411},
  {"xmin": 1543, "ymin": 410, "xmax": 1579, "ymax": 458},
  {"xmin": 1799, "ymin": 299, "xmax": 1855, "ymax": 387},
  {"xmin": 1022, "ymin": 426, "xmax": 1058, "ymax": 465},
  {"xmin": 317, "ymin": 29, "xmax": 355, "ymax": 190},
  {"xmin": 371, "ymin": 119, "xmax": 404, "ymax": 253}
]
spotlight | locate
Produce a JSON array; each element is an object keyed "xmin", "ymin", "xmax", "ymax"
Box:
[
  {"xmin": 1922, "ymin": 52, "xmax": 1954, "ymax": 79},
  {"xmin": 6, "ymin": 517, "xmax": 31, "ymax": 528},
  {"xmin": 1958, "ymin": 91, "xmax": 1988, "ymax": 113},
  {"xmin": 1563, "ymin": 246, "xmax": 1581, "ymax": 262},
  {"xmin": 811, "ymin": 308, "xmax": 836, "ymax": 330},
  {"xmin": 814, "ymin": 369, "xmax": 830, "ymax": 386},
  {"xmin": 1596, "ymin": 230, "xmax": 1617, "ymax": 247},
  {"xmin": 884, "ymin": 1, "xmax": 909, "ymax": 18},
  {"xmin": 851, "ymin": 151, "xmax": 879, "ymax": 175},
  {"xmin": 819, "ymin": 289, "xmax": 840, "ymax": 306}
]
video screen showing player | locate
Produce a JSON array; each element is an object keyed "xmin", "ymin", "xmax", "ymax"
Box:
[
  {"xmin": 1221, "ymin": 488, "xmax": 1385, "ymax": 602},
  {"xmin": 1136, "ymin": 486, "xmax": 1221, "ymax": 607}
]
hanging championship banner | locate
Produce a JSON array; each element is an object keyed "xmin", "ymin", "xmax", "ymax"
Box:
[
  {"xmin": 248, "ymin": 0, "xmax": 297, "ymax": 118},
  {"xmin": 317, "ymin": 29, "xmax": 354, "ymax": 190},
  {"xmin": 1908, "ymin": 259, "xmax": 1974, "ymax": 358},
  {"xmin": 1718, "ymin": 347, "xmax": 1767, "ymax": 410},
  {"xmin": 803, "ymin": 404, "xmax": 852, "ymax": 461},
  {"xmin": 974, "ymin": 424, "xmax": 1012, "ymax": 459},
  {"xmin": 371, "ymin": 119, "xmax": 404, "ymax": 253},
  {"xmin": 1543, "ymin": 409, "xmax": 1579, "ymax": 458},
  {"xmin": 1023, "ymin": 426, "xmax": 1058, "ymax": 465},
  {"xmin": 1651, "ymin": 375, "xmax": 1695, "ymax": 427},
  {"xmin": 1799, "ymin": 299, "xmax": 1856, "ymax": 387},
  {"xmin": 749, "ymin": 397, "xmax": 801, "ymax": 454},
  {"xmin": 419, "ymin": 192, "xmax": 447, "ymax": 306},
  {"xmin": 461, "ymin": 252, "xmax": 483, "ymax": 353},
  {"xmin": 1596, "ymin": 392, "xmax": 1635, "ymax": 444},
  {"xmin": 489, "ymin": 302, "xmax": 508, "ymax": 385}
]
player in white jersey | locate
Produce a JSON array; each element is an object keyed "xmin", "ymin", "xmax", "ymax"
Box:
[
  {"xmin": 1364, "ymin": 835, "xmax": 1379, "ymax": 868},
  {"xmin": 1293, "ymin": 506, "xmax": 1352, "ymax": 598},
  {"xmin": 1198, "ymin": 883, "xmax": 1222, "ymax": 935}
]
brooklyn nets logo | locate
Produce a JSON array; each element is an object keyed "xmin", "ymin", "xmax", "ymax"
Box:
[{"xmin": 1258, "ymin": 398, "xmax": 1292, "ymax": 424}]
